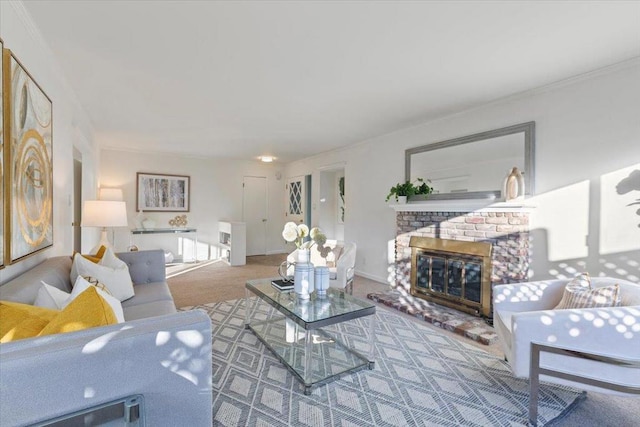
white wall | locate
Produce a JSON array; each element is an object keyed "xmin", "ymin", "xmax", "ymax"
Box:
[
  {"xmin": 0, "ymin": 1, "xmax": 99, "ymax": 283},
  {"xmin": 285, "ymin": 60, "xmax": 640, "ymax": 284},
  {"xmin": 99, "ymin": 149, "xmax": 287, "ymax": 258}
]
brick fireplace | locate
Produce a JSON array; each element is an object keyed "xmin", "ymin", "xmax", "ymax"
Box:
[
  {"xmin": 367, "ymin": 201, "xmax": 533, "ymax": 344},
  {"xmin": 394, "ymin": 208, "xmax": 531, "ymax": 320}
]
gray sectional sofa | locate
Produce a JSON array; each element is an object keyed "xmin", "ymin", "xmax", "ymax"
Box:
[{"xmin": 0, "ymin": 249, "xmax": 212, "ymax": 426}]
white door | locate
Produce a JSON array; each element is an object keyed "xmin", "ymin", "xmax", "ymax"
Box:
[
  {"xmin": 285, "ymin": 175, "xmax": 306, "ymax": 225},
  {"xmin": 243, "ymin": 176, "xmax": 267, "ymax": 256}
]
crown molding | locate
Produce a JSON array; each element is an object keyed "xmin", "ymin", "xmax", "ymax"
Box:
[{"xmin": 6, "ymin": 1, "xmax": 49, "ymax": 51}]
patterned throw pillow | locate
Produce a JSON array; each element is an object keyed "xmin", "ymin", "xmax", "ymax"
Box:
[
  {"xmin": 82, "ymin": 276, "xmax": 113, "ymax": 296},
  {"xmin": 554, "ymin": 273, "xmax": 621, "ymax": 309},
  {"xmin": 70, "ymin": 248, "xmax": 134, "ymax": 302}
]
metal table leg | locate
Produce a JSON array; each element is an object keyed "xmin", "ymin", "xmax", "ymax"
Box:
[
  {"xmin": 244, "ymin": 288, "xmax": 259, "ymax": 329},
  {"xmin": 368, "ymin": 313, "xmax": 376, "ymax": 369},
  {"xmin": 304, "ymin": 328, "xmax": 313, "ymax": 394}
]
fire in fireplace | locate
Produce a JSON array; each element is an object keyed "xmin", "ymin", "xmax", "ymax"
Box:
[{"xmin": 410, "ymin": 236, "xmax": 492, "ymax": 317}]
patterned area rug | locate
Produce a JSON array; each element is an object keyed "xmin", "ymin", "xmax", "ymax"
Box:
[{"xmin": 181, "ymin": 298, "xmax": 585, "ymax": 426}]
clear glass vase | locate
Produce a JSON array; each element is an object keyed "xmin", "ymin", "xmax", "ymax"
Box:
[{"xmin": 294, "ymin": 249, "xmax": 314, "ymax": 300}]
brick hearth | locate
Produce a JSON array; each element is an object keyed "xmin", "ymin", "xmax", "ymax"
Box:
[{"xmin": 367, "ymin": 290, "xmax": 498, "ymax": 345}]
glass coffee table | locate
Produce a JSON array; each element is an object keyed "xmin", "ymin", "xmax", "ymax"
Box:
[{"xmin": 245, "ymin": 278, "xmax": 376, "ymax": 395}]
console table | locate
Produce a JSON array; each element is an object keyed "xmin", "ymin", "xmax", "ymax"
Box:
[{"xmin": 130, "ymin": 228, "xmax": 198, "ymax": 263}]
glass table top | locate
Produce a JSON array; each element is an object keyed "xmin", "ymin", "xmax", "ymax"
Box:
[{"xmin": 246, "ymin": 279, "xmax": 375, "ymax": 328}]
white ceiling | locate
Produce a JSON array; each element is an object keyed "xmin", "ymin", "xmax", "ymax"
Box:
[{"xmin": 23, "ymin": 1, "xmax": 640, "ymax": 163}]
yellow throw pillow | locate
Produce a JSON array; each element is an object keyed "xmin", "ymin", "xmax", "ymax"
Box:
[
  {"xmin": 71, "ymin": 245, "xmax": 107, "ymax": 264},
  {"xmin": 38, "ymin": 287, "xmax": 117, "ymax": 337},
  {"xmin": 0, "ymin": 301, "xmax": 59, "ymax": 343}
]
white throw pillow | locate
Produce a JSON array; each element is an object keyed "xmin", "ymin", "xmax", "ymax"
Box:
[
  {"xmin": 34, "ymin": 282, "xmax": 70, "ymax": 309},
  {"xmin": 70, "ymin": 276, "xmax": 125, "ymax": 323},
  {"xmin": 71, "ymin": 249, "xmax": 134, "ymax": 302}
]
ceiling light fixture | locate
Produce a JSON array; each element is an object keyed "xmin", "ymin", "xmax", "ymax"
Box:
[{"xmin": 260, "ymin": 155, "xmax": 275, "ymax": 163}]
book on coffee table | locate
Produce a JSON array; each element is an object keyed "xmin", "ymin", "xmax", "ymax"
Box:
[{"xmin": 271, "ymin": 279, "xmax": 294, "ymax": 291}]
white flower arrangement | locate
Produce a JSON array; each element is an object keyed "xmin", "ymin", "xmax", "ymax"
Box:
[{"xmin": 282, "ymin": 222, "xmax": 326, "ymax": 249}]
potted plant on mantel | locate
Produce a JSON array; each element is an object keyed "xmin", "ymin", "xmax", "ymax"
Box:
[{"xmin": 385, "ymin": 178, "xmax": 433, "ymax": 203}]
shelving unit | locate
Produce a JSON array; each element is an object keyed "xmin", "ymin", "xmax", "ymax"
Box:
[{"xmin": 219, "ymin": 221, "xmax": 246, "ymax": 266}]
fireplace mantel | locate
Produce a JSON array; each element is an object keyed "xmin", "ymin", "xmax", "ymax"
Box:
[{"xmin": 389, "ymin": 199, "xmax": 535, "ymax": 213}]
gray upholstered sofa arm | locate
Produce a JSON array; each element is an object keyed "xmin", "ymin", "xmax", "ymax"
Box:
[
  {"xmin": 0, "ymin": 310, "xmax": 212, "ymax": 426},
  {"xmin": 117, "ymin": 249, "xmax": 166, "ymax": 285}
]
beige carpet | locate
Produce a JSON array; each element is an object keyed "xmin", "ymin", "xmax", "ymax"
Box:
[{"xmin": 168, "ymin": 254, "xmax": 289, "ymax": 307}]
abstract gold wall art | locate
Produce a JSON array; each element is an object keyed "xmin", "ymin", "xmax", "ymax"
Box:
[
  {"xmin": 0, "ymin": 39, "xmax": 5, "ymax": 268},
  {"xmin": 4, "ymin": 49, "xmax": 53, "ymax": 263}
]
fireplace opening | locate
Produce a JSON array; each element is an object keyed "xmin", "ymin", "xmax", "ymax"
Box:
[{"xmin": 410, "ymin": 236, "xmax": 492, "ymax": 317}]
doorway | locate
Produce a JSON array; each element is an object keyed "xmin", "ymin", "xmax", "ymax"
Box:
[
  {"xmin": 73, "ymin": 148, "xmax": 82, "ymax": 253},
  {"xmin": 318, "ymin": 166, "xmax": 345, "ymax": 240},
  {"xmin": 243, "ymin": 176, "xmax": 267, "ymax": 256}
]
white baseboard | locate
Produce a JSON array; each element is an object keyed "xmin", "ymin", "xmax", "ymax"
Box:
[
  {"xmin": 354, "ymin": 269, "xmax": 388, "ymax": 285},
  {"xmin": 266, "ymin": 250, "xmax": 287, "ymax": 256}
]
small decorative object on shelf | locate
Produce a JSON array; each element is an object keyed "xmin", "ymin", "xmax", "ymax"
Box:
[
  {"xmin": 135, "ymin": 210, "xmax": 145, "ymax": 229},
  {"xmin": 169, "ymin": 214, "xmax": 188, "ymax": 227},
  {"xmin": 503, "ymin": 167, "xmax": 525, "ymax": 202},
  {"xmin": 281, "ymin": 222, "xmax": 327, "ymax": 300},
  {"xmin": 142, "ymin": 219, "xmax": 156, "ymax": 229},
  {"xmin": 385, "ymin": 178, "xmax": 432, "ymax": 203}
]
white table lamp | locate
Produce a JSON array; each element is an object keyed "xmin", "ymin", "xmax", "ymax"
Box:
[{"xmin": 82, "ymin": 200, "xmax": 128, "ymax": 252}]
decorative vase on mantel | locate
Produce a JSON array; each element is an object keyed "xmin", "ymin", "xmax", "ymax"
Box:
[
  {"xmin": 294, "ymin": 249, "xmax": 314, "ymax": 300},
  {"xmin": 503, "ymin": 167, "xmax": 525, "ymax": 202}
]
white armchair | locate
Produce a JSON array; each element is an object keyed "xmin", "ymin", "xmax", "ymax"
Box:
[
  {"xmin": 493, "ymin": 277, "xmax": 640, "ymax": 424},
  {"xmin": 287, "ymin": 240, "xmax": 356, "ymax": 293}
]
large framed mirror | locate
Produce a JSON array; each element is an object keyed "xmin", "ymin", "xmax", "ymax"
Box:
[{"xmin": 405, "ymin": 122, "xmax": 535, "ymax": 200}]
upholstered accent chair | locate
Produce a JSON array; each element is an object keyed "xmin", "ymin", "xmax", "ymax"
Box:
[
  {"xmin": 493, "ymin": 277, "xmax": 640, "ymax": 425},
  {"xmin": 287, "ymin": 240, "xmax": 356, "ymax": 293}
]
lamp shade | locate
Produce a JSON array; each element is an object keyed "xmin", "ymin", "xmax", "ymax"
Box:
[{"xmin": 82, "ymin": 201, "xmax": 128, "ymax": 227}]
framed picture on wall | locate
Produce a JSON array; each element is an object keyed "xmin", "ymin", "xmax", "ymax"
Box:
[
  {"xmin": 5, "ymin": 49, "xmax": 54, "ymax": 264},
  {"xmin": 136, "ymin": 172, "xmax": 190, "ymax": 212}
]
